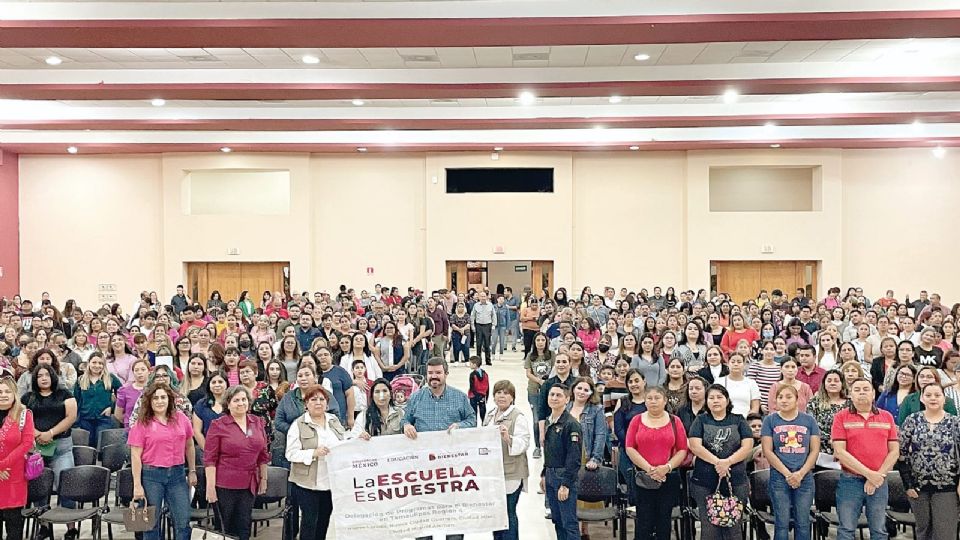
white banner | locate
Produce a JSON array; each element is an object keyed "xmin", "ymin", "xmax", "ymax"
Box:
[{"xmin": 328, "ymin": 426, "xmax": 508, "ymax": 540}]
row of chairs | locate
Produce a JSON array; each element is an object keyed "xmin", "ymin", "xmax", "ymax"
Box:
[
  {"xmin": 749, "ymin": 468, "xmax": 915, "ymax": 540},
  {"xmin": 23, "ymin": 427, "xmax": 291, "ymax": 540},
  {"xmin": 573, "ymin": 464, "xmax": 918, "ymax": 540}
]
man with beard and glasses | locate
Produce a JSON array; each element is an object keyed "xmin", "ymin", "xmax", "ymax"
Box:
[{"xmin": 403, "ymin": 357, "xmax": 476, "ymax": 540}]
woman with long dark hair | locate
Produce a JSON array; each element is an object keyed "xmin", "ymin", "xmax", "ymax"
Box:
[{"xmin": 351, "ymin": 378, "xmax": 403, "ymax": 439}]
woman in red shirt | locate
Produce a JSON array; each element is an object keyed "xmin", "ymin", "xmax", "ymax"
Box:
[
  {"xmin": 0, "ymin": 375, "xmax": 35, "ymax": 540},
  {"xmin": 720, "ymin": 313, "xmax": 760, "ymax": 356},
  {"xmin": 204, "ymin": 385, "xmax": 270, "ymax": 540},
  {"xmin": 624, "ymin": 386, "xmax": 689, "ymax": 540}
]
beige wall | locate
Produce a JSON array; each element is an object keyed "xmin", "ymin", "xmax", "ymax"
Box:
[
  {"xmin": 19, "ymin": 155, "xmax": 163, "ymax": 308},
  {"xmin": 841, "ymin": 148, "xmax": 960, "ymax": 302},
  {"xmin": 573, "ymin": 152, "xmax": 686, "ymax": 291},
  {"xmin": 16, "ymin": 148, "xmax": 960, "ymax": 308}
]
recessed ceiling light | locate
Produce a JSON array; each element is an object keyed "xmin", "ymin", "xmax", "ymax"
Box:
[
  {"xmin": 912, "ymin": 119, "xmax": 924, "ymax": 129},
  {"xmin": 220, "ymin": 147, "xmax": 231, "ymax": 153},
  {"xmin": 770, "ymin": 144, "xmax": 781, "ymax": 148},
  {"xmin": 66, "ymin": 146, "xmax": 78, "ymax": 154},
  {"xmin": 634, "ymin": 53, "xmax": 651, "ymax": 61},
  {"xmin": 150, "ymin": 98, "xmax": 166, "ymax": 107},
  {"xmin": 357, "ymin": 147, "xmax": 368, "ymax": 153},
  {"xmin": 629, "ymin": 145, "xmax": 640, "ymax": 151},
  {"xmin": 517, "ymin": 91, "xmax": 537, "ymax": 105},
  {"xmin": 932, "ymin": 146, "xmax": 946, "ymax": 159},
  {"xmin": 351, "ymin": 99, "xmax": 365, "ymax": 106},
  {"xmin": 301, "ymin": 55, "xmax": 320, "ymax": 65},
  {"xmin": 493, "ymin": 147, "xmax": 503, "ymax": 151},
  {"xmin": 722, "ymin": 89, "xmax": 739, "ymax": 104},
  {"xmin": 608, "ymin": 96, "xmax": 623, "ymax": 104},
  {"xmin": 45, "ymin": 56, "xmax": 62, "ymax": 66},
  {"xmin": 764, "ymin": 122, "xmax": 776, "ymax": 130}
]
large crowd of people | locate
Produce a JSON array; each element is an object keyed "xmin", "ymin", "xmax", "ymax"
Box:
[{"xmin": 0, "ymin": 283, "xmax": 958, "ymax": 540}]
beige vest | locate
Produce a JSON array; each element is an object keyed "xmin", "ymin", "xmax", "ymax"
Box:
[
  {"xmin": 499, "ymin": 408, "xmax": 530, "ymax": 482},
  {"xmin": 288, "ymin": 414, "xmax": 345, "ymax": 487}
]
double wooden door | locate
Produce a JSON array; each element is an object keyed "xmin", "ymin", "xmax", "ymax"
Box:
[
  {"xmin": 186, "ymin": 262, "xmax": 288, "ymax": 305},
  {"xmin": 445, "ymin": 260, "xmax": 553, "ymax": 298},
  {"xmin": 713, "ymin": 260, "xmax": 817, "ymax": 304}
]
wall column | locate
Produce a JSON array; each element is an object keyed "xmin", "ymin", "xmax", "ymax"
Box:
[{"xmin": 0, "ymin": 150, "xmax": 19, "ymax": 298}]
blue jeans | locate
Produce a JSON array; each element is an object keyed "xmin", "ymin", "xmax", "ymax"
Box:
[
  {"xmin": 76, "ymin": 415, "xmax": 116, "ymax": 448},
  {"xmin": 836, "ymin": 473, "xmax": 888, "ymax": 540},
  {"xmin": 494, "ymin": 483, "xmax": 522, "ymax": 540},
  {"xmin": 492, "ymin": 326, "xmax": 508, "ymax": 354},
  {"xmin": 769, "ymin": 470, "xmax": 814, "ymax": 540},
  {"xmin": 527, "ymin": 392, "xmax": 541, "ymax": 449},
  {"xmin": 545, "ymin": 469, "xmax": 580, "ymax": 540},
  {"xmin": 452, "ymin": 333, "xmax": 470, "ymax": 363},
  {"xmin": 46, "ymin": 437, "xmax": 76, "ymax": 509},
  {"xmin": 141, "ymin": 464, "xmax": 191, "ymax": 540}
]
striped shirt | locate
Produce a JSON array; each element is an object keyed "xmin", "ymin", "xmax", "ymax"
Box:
[{"xmin": 747, "ymin": 361, "xmax": 784, "ymax": 406}]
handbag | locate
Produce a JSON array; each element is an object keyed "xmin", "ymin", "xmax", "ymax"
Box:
[
  {"xmin": 190, "ymin": 504, "xmax": 238, "ymax": 540},
  {"xmin": 18, "ymin": 410, "xmax": 44, "ymax": 480},
  {"xmin": 633, "ymin": 414, "xmax": 679, "ymax": 489},
  {"xmin": 705, "ymin": 476, "xmax": 744, "ymax": 528},
  {"xmin": 123, "ymin": 499, "xmax": 157, "ymax": 532}
]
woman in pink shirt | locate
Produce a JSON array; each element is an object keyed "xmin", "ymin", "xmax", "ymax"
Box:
[
  {"xmin": 577, "ymin": 317, "xmax": 602, "ymax": 353},
  {"xmin": 204, "ymin": 386, "xmax": 270, "ymax": 540},
  {"xmin": 107, "ymin": 333, "xmax": 137, "ymax": 384},
  {"xmin": 720, "ymin": 314, "xmax": 760, "ymax": 356},
  {"xmin": 130, "ymin": 382, "xmax": 197, "ymax": 540}
]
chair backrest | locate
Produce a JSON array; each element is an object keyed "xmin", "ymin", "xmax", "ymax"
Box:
[
  {"xmin": 71, "ymin": 428, "xmax": 90, "ymax": 447},
  {"xmin": 685, "ymin": 469, "xmax": 697, "ymax": 509},
  {"xmin": 97, "ymin": 428, "xmax": 127, "ymax": 451},
  {"xmin": 749, "ymin": 469, "xmax": 772, "ymax": 511},
  {"xmin": 72, "ymin": 445, "xmax": 98, "ymax": 466},
  {"xmin": 813, "ymin": 470, "xmax": 840, "ymax": 512},
  {"xmin": 577, "ymin": 465, "xmax": 618, "ymax": 502},
  {"xmin": 27, "ymin": 468, "xmax": 55, "ymax": 507},
  {"xmin": 59, "ymin": 465, "xmax": 111, "ymax": 505},
  {"xmin": 100, "ymin": 444, "xmax": 129, "ymax": 473},
  {"xmin": 256, "ymin": 466, "xmax": 289, "ymax": 505},
  {"xmin": 115, "ymin": 468, "xmax": 134, "ymax": 507},
  {"xmin": 885, "ymin": 470, "xmax": 910, "ymax": 512}
]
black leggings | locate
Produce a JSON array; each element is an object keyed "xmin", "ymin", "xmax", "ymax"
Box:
[
  {"xmin": 0, "ymin": 507, "xmax": 25, "ymax": 540},
  {"xmin": 293, "ymin": 485, "xmax": 332, "ymax": 540},
  {"xmin": 215, "ymin": 488, "xmax": 254, "ymax": 540},
  {"xmin": 522, "ymin": 330, "xmax": 537, "ymax": 355}
]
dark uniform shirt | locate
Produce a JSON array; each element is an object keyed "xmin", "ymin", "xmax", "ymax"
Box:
[{"xmin": 541, "ymin": 409, "xmax": 583, "ymax": 488}]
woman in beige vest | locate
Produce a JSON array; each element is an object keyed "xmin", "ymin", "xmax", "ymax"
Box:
[
  {"xmin": 285, "ymin": 385, "xmax": 345, "ymax": 540},
  {"xmin": 482, "ymin": 380, "xmax": 530, "ymax": 540}
]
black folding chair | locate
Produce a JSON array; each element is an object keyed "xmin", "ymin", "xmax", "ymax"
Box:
[
  {"xmin": 21, "ymin": 468, "xmax": 55, "ymax": 540},
  {"xmin": 576, "ymin": 465, "xmax": 626, "ymax": 540},
  {"xmin": 884, "ymin": 471, "xmax": 916, "ymax": 538},
  {"xmin": 36, "ymin": 465, "xmax": 111, "ymax": 540},
  {"xmin": 71, "ymin": 428, "xmax": 91, "ymax": 448},
  {"xmin": 101, "ymin": 468, "xmax": 133, "ymax": 540},
  {"xmin": 96, "ymin": 428, "xmax": 127, "ymax": 452},
  {"xmin": 252, "ymin": 466, "xmax": 291, "ymax": 538},
  {"xmin": 812, "ymin": 469, "xmax": 868, "ymax": 540},
  {"xmin": 72, "ymin": 445, "xmax": 98, "ymax": 466}
]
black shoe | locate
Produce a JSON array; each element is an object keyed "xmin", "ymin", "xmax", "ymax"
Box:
[
  {"xmin": 64, "ymin": 528, "xmax": 79, "ymax": 540},
  {"xmin": 37, "ymin": 526, "xmax": 53, "ymax": 540},
  {"xmin": 485, "ymin": 360, "xmax": 492, "ymax": 366}
]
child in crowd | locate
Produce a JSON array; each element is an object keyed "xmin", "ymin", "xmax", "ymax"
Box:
[
  {"xmin": 467, "ymin": 355, "xmax": 489, "ymax": 419},
  {"xmin": 351, "ymin": 359, "xmax": 375, "ymax": 418}
]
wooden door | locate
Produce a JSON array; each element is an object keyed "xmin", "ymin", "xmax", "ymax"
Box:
[
  {"xmin": 531, "ymin": 260, "xmax": 554, "ymax": 299},
  {"xmin": 713, "ymin": 261, "xmax": 818, "ymax": 304},
  {"xmin": 186, "ymin": 262, "xmax": 288, "ymax": 306},
  {"xmin": 446, "ymin": 261, "xmax": 468, "ymax": 293}
]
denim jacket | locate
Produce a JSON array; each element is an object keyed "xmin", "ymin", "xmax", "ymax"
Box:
[
  {"xmin": 566, "ymin": 402, "xmax": 608, "ymax": 463},
  {"xmin": 494, "ymin": 304, "xmax": 510, "ymax": 329}
]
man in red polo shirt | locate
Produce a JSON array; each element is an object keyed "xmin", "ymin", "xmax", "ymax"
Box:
[{"xmin": 831, "ymin": 378, "xmax": 900, "ymax": 540}]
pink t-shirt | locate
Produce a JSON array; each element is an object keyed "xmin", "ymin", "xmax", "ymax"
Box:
[{"xmin": 128, "ymin": 411, "xmax": 193, "ymax": 467}]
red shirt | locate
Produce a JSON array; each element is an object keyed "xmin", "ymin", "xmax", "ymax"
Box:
[
  {"xmin": 625, "ymin": 414, "xmax": 688, "ymax": 467},
  {"xmin": 797, "ymin": 366, "xmax": 826, "ymax": 393},
  {"xmin": 177, "ymin": 320, "xmax": 205, "ymax": 339},
  {"xmin": 830, "ymin": 408, "xmax": 897, "ymax": 475},
  {"xmin": 720, "ymin": 328, "xmax": 760, "ymax": 355},
  {"xmin": 203, "ymin": 414, "xmax": 270, "ymax": 494}
]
